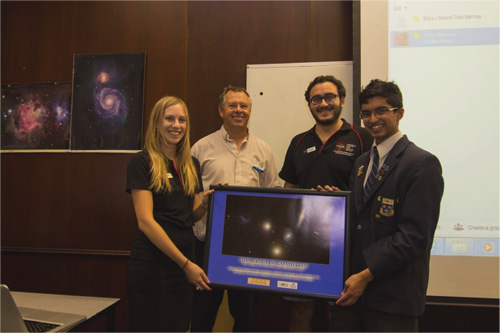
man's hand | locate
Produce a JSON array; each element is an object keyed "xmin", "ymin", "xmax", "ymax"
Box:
[
  {"xmin": 336, "ymin": 268, "xmax": 374, "ymax": 306},
  {"xmin": 315, "ymin": 185, "xmax": 341, "ymax": 192}
]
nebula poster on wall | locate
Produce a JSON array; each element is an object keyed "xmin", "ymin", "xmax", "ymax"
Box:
[
  {"xmin": 71, "ymin": 52, "xmax": 145, "ymax": 151},
  {"xmin": 1, "ymin": 82, "xmax": 72, "ymax": 151}
]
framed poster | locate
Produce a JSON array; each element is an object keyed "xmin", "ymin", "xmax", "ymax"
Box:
[
  {"xmin": 205, "ymin": 185, "xmax": 351, "ymax": 299},
  {"xmin": 71, "ymin": 52, "xmax": 145, "ymax": 152},
  {"xmin": 1, "ymin": 82, "xmax": 72, "ymax": 151}
]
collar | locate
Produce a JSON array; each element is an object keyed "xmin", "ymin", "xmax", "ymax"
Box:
[
  {"xmin": 310, "ymin": 119, "xmax": 351, "ymax": 134},
  {"xmin": 218, "ymin": 125, "xmax": 249, "ymax": 143},
  {"xmin": 339, "ymin": 119, "xmax": 352, "ymax": 131},
  {"xmin": 372, "ymin": 131, "xmax": 403, "ymax": 160}
]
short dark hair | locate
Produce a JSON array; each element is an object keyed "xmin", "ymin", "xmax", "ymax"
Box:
[
  {"xmin": 218, "ymin": 85, "xmax": 251, "ymax": 109},
  {"xmin": 359, "ymin": 79, "xmax": 403, "ymax": 108},
  {"xmin": 304, "ymin": 75, "xmax": 346, "ymax": 103}
]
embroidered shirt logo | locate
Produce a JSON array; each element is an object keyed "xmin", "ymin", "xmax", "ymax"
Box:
[
  {"xmin": 335, "ymin": 142, "xmax": 347, "ymax": 151},
  {"xmin": 333, "ymin": 142, "xmax": 356, "ymax": 157}
]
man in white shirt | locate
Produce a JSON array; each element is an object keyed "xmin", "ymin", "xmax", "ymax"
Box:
[{"xmin": 190, "ymin": 85, "xmax": 281, "ymax": 332}]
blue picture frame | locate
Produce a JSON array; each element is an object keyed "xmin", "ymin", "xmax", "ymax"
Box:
[{"xmin": 204, "ymin": 185, "xmax": 351, "ymax": 300}]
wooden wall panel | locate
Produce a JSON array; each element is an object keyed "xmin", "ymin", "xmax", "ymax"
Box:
[
  {"xmin": 1, "ymin": 251, "xmax": 130, "ymax": 332},
  {"xmin": 1, "ymin": 1, "xmax": 189, "ymax": 251},
  {"xmin": 186, "ymin": 1, "xmax": 352, "ymax": 141},
  {"xmin": 309, "ymin": 1, "xmax": 353, "ymax": 60},
  {"xmin": 68, "ymin": 1, "xmax": 189, "ymax": 111},
  {"xmin": 0, "ymin": 153, "xmax": 136, "ymax": 250},
  {"xmin": 186, "ymin": 1, "xmax": 307, "ymax": 139},
  {"xmin": 1, "ymin": 2, "xmax": 74, "ymax": 83},
  {"xmin": 1, "ymin": 2, "xmax": 189, "ymax": 330}
]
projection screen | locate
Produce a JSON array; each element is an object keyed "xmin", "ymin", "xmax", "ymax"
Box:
[{"xmin": 356, "ymin": 0, "xmax": 499, "ymax": 304}]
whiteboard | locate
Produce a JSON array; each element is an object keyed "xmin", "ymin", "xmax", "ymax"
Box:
[{"xmin": 246, "ymin": 61, "xmax": 353, "ymax": 174}]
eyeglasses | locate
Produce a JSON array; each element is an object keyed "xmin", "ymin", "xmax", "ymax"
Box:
[
  {"xmin": 310, "ymin": 93, "xmax": 339, "ymax": 105},
  {"xmin": 359, "ymin": 107, "xmax": 400, "ymax": 119}
]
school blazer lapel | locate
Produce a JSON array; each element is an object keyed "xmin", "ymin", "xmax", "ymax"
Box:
[
  {"xmin": 354, "ymin": 154, "xmax": 370, "ymax": 213},
  {"xmin": 356, "ymin": 136, "xmax": 410, "ymax": 212}
]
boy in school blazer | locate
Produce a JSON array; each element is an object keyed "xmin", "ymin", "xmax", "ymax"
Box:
[{"xmin": 328, "ymin": 79, "xmax": 444, "ymax": 332}]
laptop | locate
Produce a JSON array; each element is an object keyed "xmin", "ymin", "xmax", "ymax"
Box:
[{"xmin": 1, "ymin": 284, "xmax": 86, "ymax": 332}]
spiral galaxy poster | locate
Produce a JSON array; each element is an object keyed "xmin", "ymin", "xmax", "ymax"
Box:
[
  {"xmin": 71, "ymin": 52, "xmax": 145, "ymax": 151},
  {"xmin": 1, "ymin": 82, "xmax": 72, "ymax": 151}
]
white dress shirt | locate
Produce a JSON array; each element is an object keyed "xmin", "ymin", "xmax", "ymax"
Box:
[
  {"xmin": 191, "ymin": 125, "xmax": 282, "ymax": 240},
  {"xmin": 364, "ymin": 131, "xmax": 404, "ymax": 186}
]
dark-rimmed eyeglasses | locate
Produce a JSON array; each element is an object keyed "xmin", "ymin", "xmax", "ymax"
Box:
[
  {"xmin": 359, "ymin": 107, "xmax": 400, "ymax": 119},
  {"xmin": 310, "ymin": 93, "xmax": 339, "ymax": 105}
]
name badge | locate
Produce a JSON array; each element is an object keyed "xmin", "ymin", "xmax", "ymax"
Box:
[
  {"xmin": 306, "ymin": 146, "xmax": 316, "ymax": 154},
  {"xmin": 167, "ymin": 173, "xmax": 173, "ymax": 179}
]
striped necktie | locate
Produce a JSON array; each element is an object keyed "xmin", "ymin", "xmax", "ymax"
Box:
[{"xmin": 364, "ymin": 147, "xmax": 379, "ymax": 202}]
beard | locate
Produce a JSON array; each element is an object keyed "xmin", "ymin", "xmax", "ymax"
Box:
[{"xmin": 310, "ymin": 103, "xmax": 342, "ymax": 126}]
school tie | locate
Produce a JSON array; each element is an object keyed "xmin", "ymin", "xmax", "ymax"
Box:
[{"xmin": 364, "ymin": 147, "xmax": 379, "ymax": 202}]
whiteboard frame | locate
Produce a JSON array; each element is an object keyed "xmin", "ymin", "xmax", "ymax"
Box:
[{"xmin": 246, "ymin": 61, "xmax": 353, "ymax": 173}]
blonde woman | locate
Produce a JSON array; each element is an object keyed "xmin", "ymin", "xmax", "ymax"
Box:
[{"xmin": 126, "ymin": 96, "xmax": 212, "ymax": 332}]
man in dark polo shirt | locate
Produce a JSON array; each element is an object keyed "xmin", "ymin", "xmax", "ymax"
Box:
[{"xmin": 279, "ymin": 75, "xmax": 373, "ymax": 331}]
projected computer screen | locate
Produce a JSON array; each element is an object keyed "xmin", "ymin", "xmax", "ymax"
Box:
[
  {"xmin": 358, "ymin": 0, "xmax": 499, "ymax": 301},
  {"xmin": 204, "ymin": 186, "xmax": 350, "ymax": 299}
]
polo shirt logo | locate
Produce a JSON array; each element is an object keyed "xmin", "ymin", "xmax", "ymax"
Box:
[
  {"xmin": 335, "ymin": 142, "xmax": 347, "ymax": 151},
  {"xmin": 333, "ymin": 142, "xmax": 356, "ymax": 157}
]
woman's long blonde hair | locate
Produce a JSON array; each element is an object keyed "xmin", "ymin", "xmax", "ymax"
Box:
[{"xmin": 144, "ymin": 96, "xmax": 199, "ymax": 196}]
